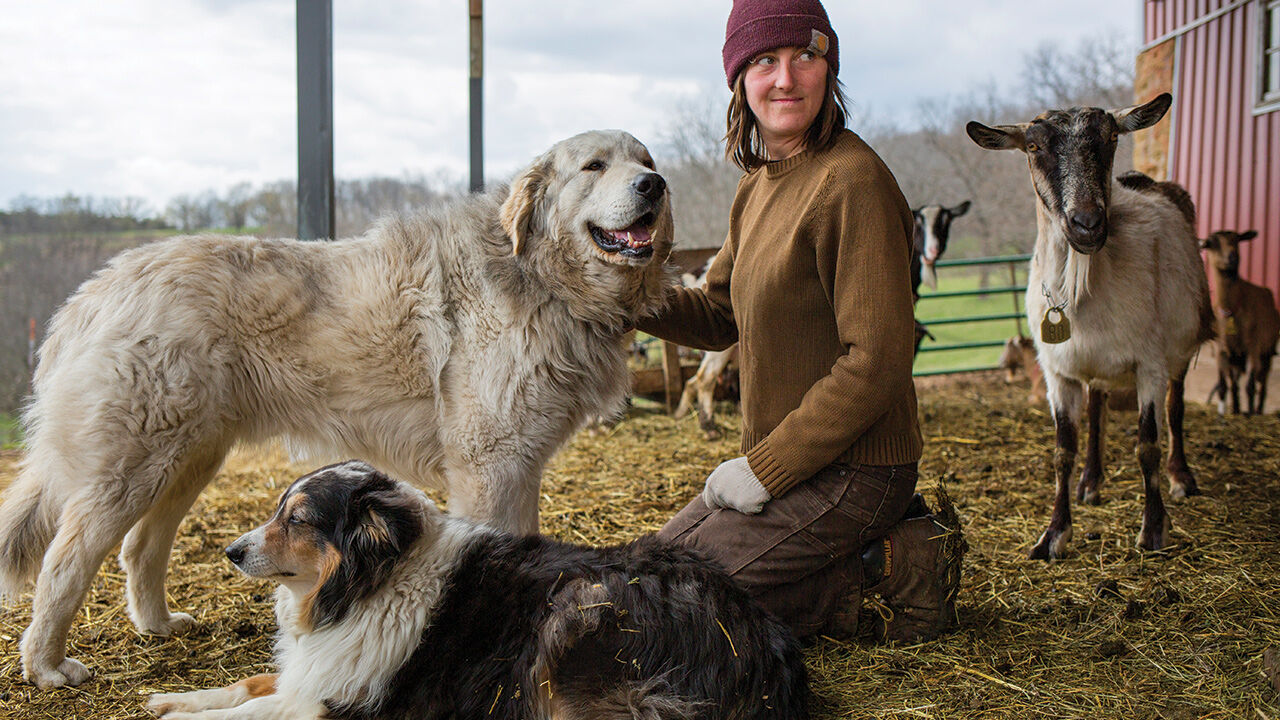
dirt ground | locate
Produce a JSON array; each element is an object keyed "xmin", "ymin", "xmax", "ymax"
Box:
[{"xmin": 0, "ymin": 373, "xmax": 1278, "ymax": 719}]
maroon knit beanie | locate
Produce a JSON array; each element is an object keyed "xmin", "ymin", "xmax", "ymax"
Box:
[{"xmin": 722, "ymin": 0, "xmax": 839, "ymax": 88}]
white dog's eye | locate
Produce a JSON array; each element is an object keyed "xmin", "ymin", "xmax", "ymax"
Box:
[{"xmin": 582, "ymin": 160, "xmax": 605, "ymax": 172}]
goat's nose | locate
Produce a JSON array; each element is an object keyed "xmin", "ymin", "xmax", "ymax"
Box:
[
  {"xmin": 631, "ymin": 172, "xmax": 666, "ymax": 202},
  {"xmin": 1069, "ymin": 209, "xmax": 1104, "ymax": 234},
  {"xmin": 225, "ymin": 543, "xmax": 246, "ymax": 566}
]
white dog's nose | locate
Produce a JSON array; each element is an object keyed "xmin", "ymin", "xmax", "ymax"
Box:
[{"xmin": 631, "ymin": 172, "xmax": 666, "ymax": 203}]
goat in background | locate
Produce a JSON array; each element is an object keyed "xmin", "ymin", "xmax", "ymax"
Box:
[
  {"xmin": 911, "ymin": 201, "xmax": 971, "ymax": 295},
  {"xmin": 967, "ymin": 92, "xmax": 1213, "ymax": 559},
  {"xmin": 673, "ymin": 263, "xmax": 735, "ymax": 440},
  {"xmin": 911, "ymin": 201, "xmax": 970, "ymax": 354},
  {"xmin": 1200, "ymin": 230, "xmax": 1280, "ymax": 415}
]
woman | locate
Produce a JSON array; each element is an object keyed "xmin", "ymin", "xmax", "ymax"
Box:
[{"xmin": 638, "ymin": 0, "xmax": 962, "ymax": 642}]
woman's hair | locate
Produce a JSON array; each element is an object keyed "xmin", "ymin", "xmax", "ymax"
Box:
[{"xmin": 724, "ymin": 65, "xmax": 849, "ymax": 172}]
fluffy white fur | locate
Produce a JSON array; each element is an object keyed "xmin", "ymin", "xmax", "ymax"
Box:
[{"xmin": 0, "ymin": 129, "xmax": 674, "ymax": 688}]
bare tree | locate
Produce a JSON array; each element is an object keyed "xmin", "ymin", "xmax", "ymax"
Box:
[
  {"xmin": 222, "ymin": 182, "xmax": 255, "ymax": 231},
  {"xmin": 1021, "ymin": 30, "xmax": 1136, "ymax": 109},
  {"xmin": 654, "ymin": 98, "xmax": 740, "ymax": 265}
]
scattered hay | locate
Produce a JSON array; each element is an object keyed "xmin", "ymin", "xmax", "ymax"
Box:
[{"xmin": 2, "ymin": 375, "xmax": 1278, "ymax": 718}]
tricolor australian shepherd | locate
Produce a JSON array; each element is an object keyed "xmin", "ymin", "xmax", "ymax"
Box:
[{"xmin": 147, "ymin": 461, "xmax": 809, "ymax": 720}]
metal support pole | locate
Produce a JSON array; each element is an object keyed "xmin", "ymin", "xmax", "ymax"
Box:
[
  {"xmin": 469, "ymin": 0, "xmax": 484, "ymax": 192},
  {"xmin": 297, "ymin": 0, "xmax": 335, "ymax": 240}
]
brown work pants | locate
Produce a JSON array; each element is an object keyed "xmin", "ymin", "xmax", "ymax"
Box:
[{"xmin": 657, "ymin": 462, "xmax": 918, "ymax": 637}]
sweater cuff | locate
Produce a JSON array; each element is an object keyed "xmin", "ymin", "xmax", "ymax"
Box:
[{"xmin": 746, "ymin": 438, "xmax": 802, "ymax": 498}]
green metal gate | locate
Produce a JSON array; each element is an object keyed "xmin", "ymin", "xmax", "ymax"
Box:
[{"xmin": 912, "ymin": 254, "xmax": 1032, "ymax": 377}]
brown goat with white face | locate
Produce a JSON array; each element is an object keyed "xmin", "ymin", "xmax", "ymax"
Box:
[
  {"xmin": 1200, "ymin": 230, "xmax": 1280, "ymax": 415},
  {"xmin": 967, "ymin": 93, "xmax": 1213, "ymax": 560}
]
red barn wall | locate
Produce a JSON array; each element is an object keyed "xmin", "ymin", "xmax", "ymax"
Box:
[{"xmin": 1140, "ymin": 0, "xmax": 1280, "ymax": 309}]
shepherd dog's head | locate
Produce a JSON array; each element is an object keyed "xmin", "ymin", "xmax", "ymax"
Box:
[{"xmin": 225, "ymin": 460, "xmax": 426, "ymax": 630}]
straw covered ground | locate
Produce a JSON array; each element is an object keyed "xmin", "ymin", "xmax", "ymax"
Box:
[{"xmin": 1, "ymin": 373, "xmax": 1278, "ymax": 719}]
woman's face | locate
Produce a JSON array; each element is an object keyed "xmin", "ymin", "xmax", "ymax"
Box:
[{"xmin": 742, "ymin": 46, "xmax": 828, "ymax": 160}]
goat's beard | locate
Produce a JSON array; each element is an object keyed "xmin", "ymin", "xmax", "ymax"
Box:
[
  {"xmin": 1060, "ymin": 251, "xmax": 1092, "ymax": 306},
  {"xmin": 920, "ymin": 262, "xmax": 938, "ymax": 291}
]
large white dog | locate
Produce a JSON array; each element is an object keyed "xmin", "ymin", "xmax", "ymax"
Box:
[{"xmin": 0, "ymin": 130, "xmax": 674, "ymax": 688}]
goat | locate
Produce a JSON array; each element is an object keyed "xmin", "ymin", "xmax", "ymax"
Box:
[
  {"xmin": 1200, "ymin": 230, "xmax": 1280, "ymax": 415},
  {"xmin": 672, "ymin": 263, "xmax": 736, "ymax": 440},
  {"xmin": 673, "ymin": 343, "xmax": 738, "ymax": 440},
  {"xmin": 998, "ymin": 335, "xmax": 1046, "ymax": 403},
  {"xmin": 910, "ymin": 201, "xmax": 970, "ymax": 355},
  {"xmin": 911, "ymin": 201, "xmax": 971, "ymax": 294},
  {"xmin": 967, "ymin": 92, "xmax": 1213, "ymax": 559}
]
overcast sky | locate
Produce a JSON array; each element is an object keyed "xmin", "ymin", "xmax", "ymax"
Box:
[{"xmin": 0, "ymin": 0, "xmax": 1140, "ymax": 213}]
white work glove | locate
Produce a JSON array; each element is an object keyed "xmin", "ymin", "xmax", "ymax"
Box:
[{"xmin": 701, "ymin": 456, "xmax": 771, "ymax": 514}]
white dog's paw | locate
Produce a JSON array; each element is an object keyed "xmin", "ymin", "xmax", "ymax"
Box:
[
  {"xmin": 141, "ymin": 611, "xmax": 197, "ymax": 637},
  {"xmin": 24, "ymin": 656, "xmax": 92, "ymax": 689}
]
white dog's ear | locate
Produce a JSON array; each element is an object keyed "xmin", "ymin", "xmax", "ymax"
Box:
[{"xmin": 501, "ymin": 158, "xmax": 550, "ymax": 255}]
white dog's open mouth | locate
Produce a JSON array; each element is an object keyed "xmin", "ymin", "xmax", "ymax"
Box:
[{"xmin": 590, "ymin": 213, "xmax": 656, "ymax": 259}]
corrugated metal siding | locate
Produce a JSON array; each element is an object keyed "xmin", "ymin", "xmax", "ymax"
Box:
[{"xmin": 1148, "ymin": 0, "xmax": 1280, "ymax": 309}]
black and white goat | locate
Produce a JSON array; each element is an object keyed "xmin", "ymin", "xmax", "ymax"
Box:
[
  {"xmin": 910, "ymin": 201, "xmax": 970, "ymax": 354},
  {"xmin": 967, "ymin": 92, "xmax": 1213, "ymax": 559},
  {"xmin": 911, "ymin": 201, "xmax": 971, "ymax": 296}
]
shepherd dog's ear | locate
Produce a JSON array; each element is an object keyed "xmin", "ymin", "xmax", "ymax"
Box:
[
  {"xmin": 501, "ymin": 156, "xmax": 551, "ymax": 256},
  {"xmin": 309, "ymin": 470, "xmax": 423, "ymax": 630}
]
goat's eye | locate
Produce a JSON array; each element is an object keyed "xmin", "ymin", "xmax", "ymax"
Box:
[
  {"xmin": 583, "ymin": 160, "xmax": 605, "ymax": 172},
  {"xmin": 1109, "ymin": 132, "xmax": 1119, "ymax": 143},
  {"xmin": 1025, "ymin": 142, "xmax": 1039, "ymax": 153}
]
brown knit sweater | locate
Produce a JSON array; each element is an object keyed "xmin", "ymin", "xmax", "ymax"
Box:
[{"xmin": 640, "ymin": 130, "xmax": 923, "ymax": 497}]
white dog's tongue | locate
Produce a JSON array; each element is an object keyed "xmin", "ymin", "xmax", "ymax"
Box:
[{"xmin": 607, "ymin": 223, "xmax": 653, "ymax": 249}]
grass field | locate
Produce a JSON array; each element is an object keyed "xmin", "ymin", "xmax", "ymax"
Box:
[
  {"xmin": 0, "ymin": 415, "xmax": 19, "ymax": 450},
  {"xmin": 913, "ymin": 262, "xmax": 1032, "ymax": 376}
]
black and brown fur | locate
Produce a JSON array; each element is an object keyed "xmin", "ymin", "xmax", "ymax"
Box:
[{"xmin": 152, "ymin": 461, "xmax": 809, "ymax": 720}]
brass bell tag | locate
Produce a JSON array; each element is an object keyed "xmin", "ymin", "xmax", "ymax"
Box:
[
  {"xmin": 1224, "ymin": 316, "xmax": 1237, "ymax": 336},
  {"xmin": 1041, "ymin": 307, "xmax": 1071, "ymax": 344}
]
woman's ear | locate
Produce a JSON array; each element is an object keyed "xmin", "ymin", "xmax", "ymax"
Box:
[{"xmin": 500, "ymin": 156, "xmax": 551, "ymax": 255}]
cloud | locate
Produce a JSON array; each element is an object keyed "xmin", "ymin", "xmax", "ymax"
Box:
[{"xmin": 0, "ymin": 0, "xmax": 1137, "ymax": 210}]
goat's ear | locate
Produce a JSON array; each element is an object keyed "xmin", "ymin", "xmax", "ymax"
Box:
[
  {"xmin": 500, "ymin": 156, "xmax": 551, "ymax": 255},
  {"xmin": 1239, "ymin": 230, "xmax": 1258, "ymax": 242},
  {"xmin": 1114, "ymin": 93, "xmax": 1172, "ymax": 134},
  {"xmin": 950, "ymin": 200, "xmax": 971, "ymax": 217},
  {"xmin": 965, "ymin": 121, "xmax": 1027, "ymax": 151}
]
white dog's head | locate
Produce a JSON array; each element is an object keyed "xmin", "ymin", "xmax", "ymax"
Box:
[
  {"xmin": 497, "ymin": 130, "xmax": 676, "ymax": 326},
  {"xmin": 224, "ymin": 460, "xmax": 434, "ymax": 630}
]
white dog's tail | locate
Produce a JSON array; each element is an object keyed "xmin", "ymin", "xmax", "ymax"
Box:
[{"xmin": 0, "ymin": 464, "xmax": 60, "ymax": 599}]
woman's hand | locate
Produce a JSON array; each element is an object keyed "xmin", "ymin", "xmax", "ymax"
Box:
[{"xmin": 702, "ymin": 457, "xmax": 771, "ymax": 514}]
